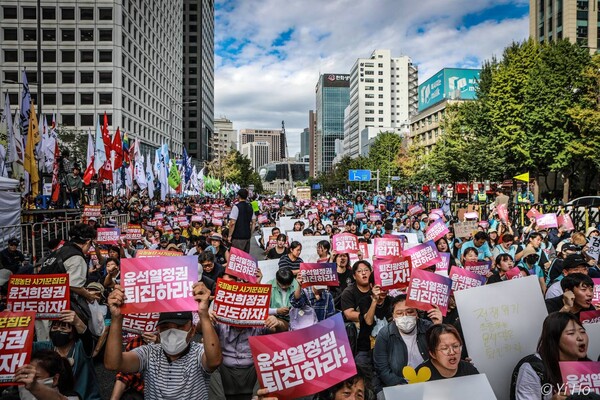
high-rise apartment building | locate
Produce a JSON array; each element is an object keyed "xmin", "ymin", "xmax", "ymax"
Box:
[
  {"xmin": 183, "ymin": 0, "xmax": 214, "ymax": 164},
  {"xmin": 314, "ymin": 73, "xmax": 350, "ymax": 174},
  {"xmin": 300, "ymin": 127, "xmax": 309, "ymax": 159},
  {"xmin": 213, "ymin": 117, "xmax": 237, "ymax": 163},
  {"xmin": 239, "ymin": 129, "xmax": 284, "ymax": 163},
  {"xmin": 529, "ymin": 0, "xmax": 598, "ymax": 53},
  {"xmin": 241, "ymin": 141, "xmax": 270, "ymax": 171},
  {"xmin": 308, "ymin": 110, "xmax": 318, "ymax": 177},
  {"xmin": 343, "ymin": 49, "xmax": 418, "ymax": 158}
]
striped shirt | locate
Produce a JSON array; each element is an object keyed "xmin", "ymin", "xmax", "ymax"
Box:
[{"xmin": 132, "ymin": 342, "xmax": 210, "ymax": 400}]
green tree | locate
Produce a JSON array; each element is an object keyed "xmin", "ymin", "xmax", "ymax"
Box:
[
  {"xmin": 211, "ymin": 149, "xmax": 263, "ymax": 193},
  {"xmin": 365, "ymin": 131, "xmax": 403, "ymax": 185}
]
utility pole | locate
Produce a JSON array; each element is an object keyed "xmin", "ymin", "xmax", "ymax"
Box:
[{"xmin": 282, "ymin": 120, "xmax": 293, "ymax": 194}]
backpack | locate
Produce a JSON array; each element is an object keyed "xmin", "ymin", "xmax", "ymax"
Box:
[
  {"xmin": 510, "ymin": 354, "xmax": 547, "ymax": 400},
  {"xmin": 39, "ymin": 250, "xmax": 67, "ymax": 275}
]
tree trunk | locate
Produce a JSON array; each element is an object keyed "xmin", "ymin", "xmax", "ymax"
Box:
[
  {"xmin": 533, "ymin": 176, "xmax": 540, "ymax": 203},
  {"xmin": 562, "ymin": 173, "xmax": 570, "ymax": 204}
]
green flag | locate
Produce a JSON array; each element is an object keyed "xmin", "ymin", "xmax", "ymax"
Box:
[{"xmin": 168, "ymin": 160, "xmax": 181, "ymax": 189}]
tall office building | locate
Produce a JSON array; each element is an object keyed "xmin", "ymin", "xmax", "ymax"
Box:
[
  {"xmin": 240, "ymin": 141, "xmax": 270, "ymax": 171},
  {"xmin": 308, "ymin": 110, "xmax": 318, "ymax": 177},
  {"xmin": 343, "ymin": 49, "xmax": 418, "ymax": 158},
  {"xmin": 239, "ymin": 128, "xmax": 284, "ymax": 162},
  {"xmin": 529, "ymin": 0, "xmax": 598, "ymax": 53},
  {"xmin": 314, "ymin": 73, "xmax": 350, "ymax": 174},
  {"xmin": 213, "ymin": 117, "xmax": 237, "ymax": 163},
  {"xmin": 182, "ymin": 0, "xmax": 214, "ymax": 164},
  {"xmin": 300, "ymin": 127, "xmax": 309, "ymax": 158}
]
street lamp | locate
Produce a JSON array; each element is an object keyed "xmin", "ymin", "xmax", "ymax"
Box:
[{"xmin": 169, "ymin": 99, "xmax": 197, "ymax": 157}]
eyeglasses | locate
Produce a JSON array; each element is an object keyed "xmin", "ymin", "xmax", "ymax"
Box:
[
  {"xmin": 355, "ymin": 269, "xmax": 371, "ymax": 274},
  {"xmin": 437, "ymin": 344, "xmax": 462, "ymax": 355}
]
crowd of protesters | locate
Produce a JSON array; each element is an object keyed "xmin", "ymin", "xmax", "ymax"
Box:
[{"xmin": 0, "ymin": 185, "xmax": 599, "ymax": 400}]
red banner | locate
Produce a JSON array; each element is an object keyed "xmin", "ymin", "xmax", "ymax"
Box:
[
  {"xmin": 122, "ymin": 313, "xmax": 160, "ymax": 334},
  {"xmin": 299, "ymin": 263, "xmax": 339, "ymax": 287},
  {"xmin": 226, "ymin": 247, "xmax": 259, "ymax": 283},
  {"xmin": 0, "ymin": 311, "xmax": 35, "ymax": 386},
  {"xmin": 213, "ymin": 279, "xmax": 271, "ymax": 327},
  {"xmin": 402, "ymin": 240, "xmax": 442, "ymax": 270},
  {"xmin": 373, "ymin": 237, "xmax": 402, "ymax": 259},
  {"xmin": 120, "ymin": 256, "xmax": 198, "ymax": 314},
  {"xmin": 358, "ymin": 242, "xmax": 369, "ymax": 259},
  {"xmin": 434, "ymin": 253, "xmax": 451, "ymax": 275},
  {"xmin": 406, "ymin": 268, "xmax": 451, "ymax": 316},
  {"xmin": 449, "ymin": 266, "xmax": 486, "ymax": 292},
  {"xmin": 373, "ymin": 256, "xmax": 411, "ymax": 290},
  {"xmin": 526, "ymin": 207, "xmax": 542, "ymax": 220},
  {"xmin": 580, "ymin": 310, "xmax": 600, "ymax": 324},
  {"xmin": 425, "ymin": 220, "xmax": 449, "ymax": 242},
  {"xmin": 82, "ymin": 204, "xmax": 101, "ymax": 218},
  {"xmin": 332, "ymin": 233, "xmax": 359, "ymax": 254},
  {"xmin": 249, "ymin": 313, "xmax": 356, "ymax": 399},
  {"xmin": 464, "ymin": 261, "xmax": 492, "ymax": 276},
  {"xmin": 96, "ymin": 228, "xmax": 121, "ymax": 245},
  {"xmin": 135, "ymin": 249, "xmax": 181, "ymax": 258},
  {"xmin": 557, "ymin": 214, "xmax": 575, "ymax": 231},
  {"xmin": 7, "ymin": 274, "xmax": 70, "ymax": 319},
  {"xmin": 593, "ymin": 278, "xmax": 600, "ymax": 306},
  {"xmin": 212, "ymin": 218, "xmax": 223, "ymax": 226}
]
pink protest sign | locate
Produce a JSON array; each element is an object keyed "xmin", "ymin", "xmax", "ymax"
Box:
[
  {"xmin": 464, "ymin": 261, "xmax": 492, "ymax": 276},
  {"xmin": 497, "ymin": 204, "xmax": 508, "ymax": 223},
  {"xmin": 373, "ymin": 256, "xmax": 412, "ymax": 290},
  {"xmin": 299, "ymin": 263, "xmax": 339, "ymax": 287},
  {"xmin": 332, "ymin": 233, "xmax": 359, "ymax": 254},
  {"xmin": 535, "ymin": 213, "xmax": 558, "ymax": 229},
  {"xmin": 403, "ymin": 240, "xmax": 442, "ymax": 270},
  {"xmin": 449, "ymin": 266, "xmax": 486, "ymax": 292},
  {"xmin": 154, "ymin": 212, "xmax": 164, "ymax": 220},
  {"xmin": 120, "ymin": 256, "xmax": 198, "ymax": 314},
  {"xmin": 434, "ymin": 253, "xmax": 451, "ymax": 275},
  {"xmin": 355, "ymin": 212, "xmax": 366, "ymax": 219},
  {"xmin": 96, "ymin": 228, "xmax": 121, "ymax": 244},
  {"xmin": 226, "ymin": 247, "xmax": 258, "ymax": 283},
  {"xmin": 593, "ymin": 279, "xmax": 600, "ymax": 306},
  {"xmin": 258, "ymin": 214, "xmax": 269, "ymax": 224},
  {"xmin": 425, "ymin": 220, "xmax": 449, "ymax": 242},
  {"xmin": 580, "ymin": 310, "xmax": 600, "ymax": 324},
  {"xmin": 406, "ymin": 268, "xmax": 451, "ymax": 316},
  {"xmin": 505, "ymin": 266, "xmax": 524, "ymax": 280},
  {"xmin": 213, "ymin": 279, "xmax": 271, "ymax": 327},
  {"xmin": 526, "ymin": 207, "xmax": 541, "ymax": 220},
  {"xmin": 358, "ymin": 242, "xmax": 369, "ymax": 259},
  {"xmin": 431, "ymin": 209, "xmax": 444, "ymax": 217},
  {"xmin": 408, "ymin": 204, "xmax": 423, "ymax": 216},
  {"xmin": 191, "ymin": 215, "xmax": 203, "ymax": 223},
  {"xmin": 559, "ymin": 361, "xmax": 600, "ymax": 395},
  {"xmin": 428, "ymin": 213, "xmax": 441, "ymax": 221},
  {"xmin": 369, "ymin": 213, "xmax": 382, "ymax": 222},
  {"xmin": 122, "ymin": 313, "xmax": 160, "ymax": 334},
  {"xmin": 212, "ymin": 218, "xmax": 223, "ymax": 226},
  {"xmin": 373, "ymin": 237, "xmax": 402, "ymax": 259},
  {"xmin": 0, "ymin": 311, "xmax": 36, "ymax": 386},
  {"xmin": 464, "ymin": 212, "xmax": 479, "ymax": 220},
  {"xmin": 249, "ymin": 313, "xmax": 356, "ymax": 399},
  {"xmin": 557, "ymin": 214, "xmax": 575, "ymax": 231}
]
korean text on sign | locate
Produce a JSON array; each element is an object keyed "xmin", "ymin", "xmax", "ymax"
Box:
[
  {"xmin": 213, "ymin": 279, "xmax": 271, "ymax": 327},
  {"xmin": 96, "ymin": 228, "xmax": 121, "ymax": 245},
  {"xmin": 373, "ymin": 257, "xmax": 411, "ymax": 290},
  {"xmin": 449, "ymin": 266, "xmax": 486, "ymax": 292},
  {"xmin": 0, "ymin": 311, "xmax": 35, "ymax": 386},
  {"xmin": 7, "ymin": 274, "xmax": 70, "ymax": 319},
  {"xmin": 122, "ymin": 313, "xmax": 160, "ymax": 334},
  {"xmin": 82, "ymin": 205, "xmax": 102, "ymax": 217},
  {"xmin": 425, "ymin": 220, "xmax": 449, "ymax": 243},
  {"xmin": 332, "ymin": 233, "xmax": 359, "ymax": 254},
  {"xmin": 226, "ymin": 247, "xmax": 259, "ymax": 283},
  {"xmin": 120, "ymin": 256, "xmax": 198, "ymax": 314},
  {"xmin": 464, "ymin": 261, "xmax": 492, "ymax": 277},
  {"xmin": 560, "ymin": 361, "xmax": 600, "ymax": 395},
  {"xmin": 249, "ymin": 313, "xmax": 356, "ymax": 399},
  {"xmin": 373, "ymin": 237, "xmax": 402, "ymax": 259},
  {"xmin": 406, "ymin": 268, "xmax": 451, "ymax": 316},
  {"xmin": 403, "ymin": 240, "xmax": 442, "ymax": 270},
  {"xmin": 299, "ymin": 263, "xmax": 339, "ymax": 287}
]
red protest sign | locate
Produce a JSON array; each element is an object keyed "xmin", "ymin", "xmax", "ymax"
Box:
[
  {"xmin": 191, "ymin": 215, "xmax": 203, "ymax": 223},
  {"xmin": 213, "ymin": 279, "xmax": 271, "ymax": 327},
  {"xmin": 497, "ymin": 204, "xmax": 508, "ymax": 223},
  {"xmin": 154, "ymin": 212, "xmax": 164, "ymax": 220},
  {"xmin": 369, "ymin": 213, "xmax": 382, "ymax": 222},
  {"xmin": 226, "ymin": 247, "xmax": 259, "ymax": 283},
  {"xmin": 125, "ymin": 224, "xmax": 143, "ymax": 241},
  {"xmin": 135, "ymin": 249, "xmax": 181, "ymax": 258},
  {"xmin": 0, "ymin": 311, "xmax": 35, "ymax": 386},
  {"xmin": 593, "ymin": 279, "xmax": 600, "ymax": 306},
  {"xmin": 249, "ymin": 313, "xmax": 356, "ymax": 399},
  {"xmin": 559, "ymin": 361, "xmax": 600, "ymax": 395},
  {"xmin": 355, "ymin": 212, "xmax": 366, "ymax": 219},
  {"xmin": 403, "ymin": 240, "xmax": 442, "ymax": 270},
  {"xmin": 358, "ymin": 242, "xmax": 369, "ymax": 259},
  {"xmin": 7, "ymin": 274, "xmax": 70, "ymax": 319},
  {"xmin": 373, "ymin": 237, "xmax": 402, "ymax": 259},
  {"xmin": 82, "ymin": 204, "xmax": 101, "ymax": 218},
  {"xmin": 122, "ymin": 313, "xmax": 160, "ymax": 334},
  {"xmin": 425, "ymin": 220, "xmax": 449, "ymax": 242},
  {"xmin": 505, "ymin": 266, "xmax": 524, "ymax": 280},
  {"xmin": 373, "ymin": 256, "xmax": 411, "ymax": 290},
  {"xmin": 464, "ymin": 261, "xmax": 492, "ymax": 276},
  {"xmin": 406, "ymin": 268, "xmax": 451, "ymax": 316},
  {"xmin": 332, "ymin": 233, "xmax": 359, "ymax": 254},
  {"xmin": 120, "ymin": 256, "xmax": 198, "ymax": 314},
  {"xmin": 166, "ymin": 205, "xmax": 176, "ymax": 213},
  {"xmin": 96, "ymin": 228, "xmax": 121, "ymax": 245},
  {"xmin": 580, "ymin": 310, "xmax": 600, "ymax": 324},
  {"xmin": 535, "ymin": 213, "xmax": 558, "ymax": 229},
  {"xmin": 434, "ymin": 253, "xmax": 451, "ymax": 275},
  {"xmin": 299, "ymin": 263, "xmax": 339, "ymax": 287},
  {"xmin": 449, "ymin": 266, "xmax": 486, "ymax": 292},
  {"xmin": 557, "ymin": 214, "xmax": 575, "ymax": 231},
  {"xmin": 526, "ymin": 207, "xmax": 541, "ymax": 220}
]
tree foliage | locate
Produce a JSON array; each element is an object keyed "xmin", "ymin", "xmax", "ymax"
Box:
[{"xmin": 210, "ymin": 149, "xmax": 263, "ymax": 193}]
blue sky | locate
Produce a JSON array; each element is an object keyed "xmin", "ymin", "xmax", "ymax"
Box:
[{"xmin": 213, "ymin": 0, "xmax": 530, "ymax": 155}]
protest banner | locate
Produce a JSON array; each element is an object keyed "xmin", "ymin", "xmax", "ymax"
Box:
[
  {"xmin": 278, "ymin": 217, "xmax": 309, "ymax": 232},
  {"xmin": 120, "ymin": 256, "xmax": 197, "ymax": 314},
  {"xmin": 428, "ymin": 212, "xmax": 441, "ymax": 221},
  {"xmin": 125, "ymin": 224, "xmax": 143, "ymax": 241},
  {"xmin": 505, "ymin": 266, "xmax": 524, "ymax": 280},
  {"xmin": 0, "ymin": 311, "xmax": 36, "ymax": 386},
  {"xmin": 82, "ymin": 204, "xmax": 101, "ymax": 218},
  {"xmin": 406, "ymin": 268, "xmax": 451, "ymax": 316},
  {"xmin": 96, "ymin": 228, "xmax": 121, "ymax": 245},
  {"xmin": 382, "ymin": 374, "xmax": 497, "ymax": 399},
  {"xmin": 191, "ymin": 215, "xmax": 203, "ymax": 223},
  {"xmin": 593, "ymin": 279, "xmax": 600, "ymax": 306},
  {"xmin": 403, "ymin": 240, "xmax": 442, "ymax": 270},
  {"xmin": 392, "ymin": 232, "xmax": 419, "ymax": 244},
  {"xmin": 425, "ymin": 220, "xmax": 449, "ymax": 242},
  {"xmin": 453, "ymin": 221, "xmax": 479, "ymax": 238},
  {"xmin": 369, "ymin": 213, "xmax": 382, "ymax": 222},
  {"xmin": 135, "ymin": 249, "xmax": 181, "ymax": 258},
  {"xmin": 526, "ymin": 207, "xmax": 542, "ymax": 220},
  {"xmin": 226, "ymin": 247, "xmax": 259, "ymax": 283},
  {"xmin": 212, "ymin": 218, "xmax": 223, "ymax": 226},
  {"xmin": 497, "ymin": 204, "xmax": 508, "ymax": 223},
  {"xmin": 408, "ymin": 204, "xmax": 423, "ymax": 216},
  {"xmin": 581, "ymin": 310, "xmax": 600, "ymax": 324},
  {"xmin": 367, "ymin": 204, "xmax": 375, "ymax": 211},
  {"xmin": 464, "ymin": 261, "xmax": 492, "ymax": 276},
  {"xmin": 166, "ymin": 205, "xmax": 175, "ymax": 213},
  {"xmin": 358, "ymin": 242, "xmax": 370, "ymax": 260},
  {"xmin": 449, "ymin": 266, "xmax": 486, "ymax": 292},
  {"xmin": 249, "ymin": 313, "xmax": 356, "ymax": 399},
  {"xmin": 332, "ymin": 233, "xmax": 359, "ymax": 254},
  {"xmin": 258, "ymin": 214, "xmax": 269, "ymax": 224},
  {"xmin": 154, "ymin": 212, "xmax": 164, "ymax": 220},
  {"xmin": 560, "ymin": 361, "xmax": 600, "ymax": 395},
  {"xmin": 258, "ymin": 259, "xmax": 280, "ymax": 285},
  {"xmin": 213, "ymin": 279, "xmax": 271, "ymax": 327},
  {"xmin": 355, "ymin": 212, "xmax": 366, "ymax": 220},
  {"xmin": 299, "ymin": 263, "xmax": 339, "ymax": 287},
  {"xmin": 557, "ymin": 214, "xmax": 575, "ymax": 231},
  {"xmin": 585, "ymin": 323, "xmax": 600, "ymax": 361},
  {"xmin": 7, "ymin": 274, "xmax": 69, "ymax": 319},
  {"xmin": 464, "ymin": 212, "xmax": 479, "ymax": 220},
  {"xmin": 454, "ymin": 276, "xmax": 548, "ymax": 400},
  {"xmin": 122, "ymin": 313, "xmax": 160, "ymax": 334},
  {"xmin": 304, "ymin": 208, "xmax": 318, "ymax": 218},
  {"xmin": 588, "ymin": 238, "xmax": 600, "ymax": 262},
  {"xmin": 431, "ymin": 208, "xmax": 444, "ymax": 218},
  {"xmin": 373, "ymin": 256, "xmax": 411, "ymax": 290},
  {"xmin": 373, "ymin": 237, "xmax": 402, "ymax": 259},
  {"xmin": 535, "ymin": 213, "xmax": 558, "ymax": 229},
  {"xmin": 479, "ymin": 221, "xmax": 490, "ymax": 230}
]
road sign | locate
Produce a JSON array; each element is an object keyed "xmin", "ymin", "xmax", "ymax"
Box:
[
  {"xmin": 348, "ymin": 170, "xmax": 371, "ymax": 182},
  {"xmin": 391, "ymin": 176, "xmax": 401, "ymax": 181}
]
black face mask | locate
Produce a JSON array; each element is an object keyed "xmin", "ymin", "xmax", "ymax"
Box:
[{"xmin": 50, "ymin": 331, "xmax": 71, "ymax": 347}]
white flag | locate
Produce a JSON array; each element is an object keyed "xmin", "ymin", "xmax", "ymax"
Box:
[
  {"xmin": 145, "ymin": 151, "xmax": 154, "ymax": 199},
  {"xmin": 94, "ymin": 117, "xmax": 107, "ymax": 172},
  {"xmin": 86, "ymin": 130, "xmax": 94, "ymax": 168}
]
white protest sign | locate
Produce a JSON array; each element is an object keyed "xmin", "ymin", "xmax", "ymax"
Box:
[
  {"xmin": 258, "ymin": 259, "xmax": 280, "ymax": 285},
  {"xmin": 584, "ymin": 322, "xmax": 600, "ymax": 361},
  {"xmin": 286, "ymin": 231, "xmax": 304, "ymax": 243},
  {"xmin": 277, "ymin": 217, "xmax": 309, "ymax": 232},
  {"xmin": 382, "ymin": 374, "xmax": 497, "ymax": 399},
  {"xmin": 588, "ymin": 236, "xmax": 600, "ymax": 261},
  {"xmin": 392, "ymin": 231, "xmax": 419, "ymax": 244},
  {"xmin": 289, "ymin": 235, "xmax": 329, "ymax": 263},
  {"xmin": 454, "ymin": 276, "xmax": 548, "ymax": 400}
]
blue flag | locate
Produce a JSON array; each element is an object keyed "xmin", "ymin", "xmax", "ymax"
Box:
[{"xmin": 182, "ymin": 146, "xmax": 192, "ymax": 183}]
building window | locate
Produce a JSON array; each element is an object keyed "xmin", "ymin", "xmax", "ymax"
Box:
[
  {"xmin": 378, "ymin": 86, "xmax": 383, "ymax": 91},
  {"xmin": 22, "ymin": 7, "xmax": 36, "ymax": 19},
  {"xmin": 43, "ymin": 71, "xmax": 56, "ymax": 84},
  {"xmin": 61, "ymin": 93, "xmax": 75, "ymax": 105},
  {"xmin": 98, "ymin": 71, "xmax": 112, "ymax": 83},
  {"xmin": 43, "ymin": 93, "xmax": 56, "ymax": 105},
  {"xmin": 43, "ymin": 29, "xmax": 56, "ymax": 41},
  {"xmin": 23, "ymin": 50, "xmax": 37, "ymax": 62},
  {"xmin": 23, "ymin": 29, "xmax": 36, "ymax": 41},
  {"xmin": 80, "ymin": 114, "xmax": 94, "ymax": 126},
  {"xmin": 98, "ymin": 50, "xmax": 112, "ymax": 62},
  {"xmin": 3, "ymin": 6, "xmax": 17, "ymax": 19},
  {"xmin": 80, "ymin": 93, "xmax": 94, "ymax": 105},
  {"xmin": 43, "ymin": 50, "xmax": 56, "ymax": 62},
  {"xmin": 98, "ymin": 7, "xmax": 112, "ymax": 20},
  {"xmin": 61, "ymin": 7, "xmax": 74, "ymax": 20},
  {"xmin": 80, "ymin": 50, "xmax": 94, "ymax": 62},
  {"xmin": 61, "ymin": 50, "xmax": 75, "ymax": 62},
  {"xmin": 42, "ymin": 7, "xmax": 56, "ymax": 19},
  {"xmin": 3, "ymin": 71, "xmax": 17, "ymax": 82},
  {"xmin": 62, "ymin": 72, "xmax": 74, "ymax": 83},
  {"xmin": 98, "ymin": 93, "xmax": 112, "ymax": 105},
  {"xmin": 99, "ymin": 29, "xmax": 112, "ymax": 41},
  {"xmin": 80, "ymin": 29, "xmax": 94, "ymax": 41},
  {"xmin": 80, "ymin": 7, "xmax": 93, "ymax": 20},
  {"xmin": 62, "ymin": 114, "xmax": 75, "ymax": 125},
  {"xmin": 3, "ymin": 28, "xmax": 17, "ymax": 41},
  {"xmin": 61, "ymin": 29, "xmax": 75, "ymax": 41},
  {"xmin": 80, "ymin": 71, "xmax": 94, "ymax": 83}
]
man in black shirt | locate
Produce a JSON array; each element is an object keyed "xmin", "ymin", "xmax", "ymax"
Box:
[
  {"xmin": 545, "ymin": 273, "xmax": 595, "ymax": 319},
  {"xmin": 0, "ymin": 238, "xmax": 26, "ymax": 274},
  {"xmin": 227, "ymin": 189, "xmax": 256, "ymax": 253}
]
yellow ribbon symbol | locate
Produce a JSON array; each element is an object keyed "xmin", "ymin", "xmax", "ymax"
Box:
[{"xmin": 402, "ymin": 366, "xmax": 431, "ymax": 384}]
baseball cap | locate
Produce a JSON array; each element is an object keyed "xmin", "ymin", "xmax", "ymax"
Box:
[
  {"xmin": 8, "ymin": 238, "xmax": 19, "ymax": 245},
  {"xmin": 562, "ymin": 254, "xmax": 588, "ymax": 270},
  {"xmin": 157, "ymin": 311, "xmax": 193, "ymax": 326},
  {"xmin": 160, "ymin": 235, "xmax": 169, "ymax": 242}
]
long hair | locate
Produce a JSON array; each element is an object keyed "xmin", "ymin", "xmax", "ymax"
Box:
[{"xmin": 31, "ymin": 349, "xmax": 75, "ymax": 394}]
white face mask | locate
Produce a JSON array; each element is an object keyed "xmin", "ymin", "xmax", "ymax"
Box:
[
  {"xmin": 19, "ymin": 378, "xmax": 54, "ymax": 400},
  {"xmin": 160, "ymin": 328, "xmax": 191, "ymax": 356},
  {"xmin": 394, "ymin": 315, "xmax": 417, "ymax": 333}
]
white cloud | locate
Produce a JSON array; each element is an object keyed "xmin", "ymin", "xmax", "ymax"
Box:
[{"xmin": 214, "ymin": 0, "xmax": 530, "ymax": 155}]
